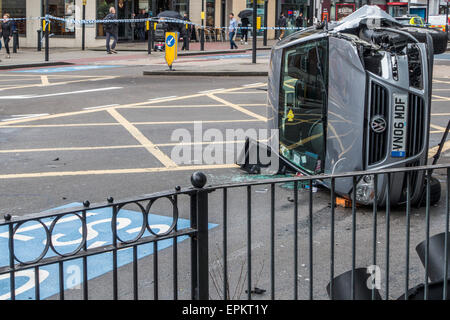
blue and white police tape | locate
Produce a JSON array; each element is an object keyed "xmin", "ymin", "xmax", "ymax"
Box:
[{"xmin": 1, "ymin": 15, "xmax": 305, "ymax": 31}]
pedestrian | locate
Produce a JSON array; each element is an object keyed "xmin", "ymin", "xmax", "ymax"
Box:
[
  {"xmin": 103, "ymin": 7, "xmax": 118, "ymax": 54},
  {"xmin": 240, "ymin": 16, "xmax": 249, "ymax": 44},
  {"xmin": 295, "ymin": 12, "xmax": 304, "ymax": 29},
  {"xmin": 229, "ymin": 12, "xmax": 238, "ymax": 49},
  {"xmin": 1, "ymin": 13, "xmax": 13, "ymax": 59},
  {"xmin": 136, "ymin": 9, "xmax": 146, "ymax": 41},
  {"xmin": 278, "ymin": 12, "xmax": 287, "ymax": 40},
  {"xmin": 181, "ymin": 13, "xmax": 190, "ymax": 51}
]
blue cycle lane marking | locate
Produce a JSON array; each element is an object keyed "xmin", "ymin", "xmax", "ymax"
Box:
[
  {"xmin": 10, "ymin": 65, "xmax": 122, "ymax": 74},
  {"xmin": 0, "ymin": 202, "xmax": 217, "ymax": 300}
]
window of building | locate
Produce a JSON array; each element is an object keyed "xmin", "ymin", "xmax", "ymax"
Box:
[
  {"xmin": 0, "ymin": 0, "xmax": 26, "ymax": 35},
  {"xmin": 246, "ymin": 0, "xmax": 265, "ymax": 35},
  {"xmin": 206, "ymin": 0, "xmax": 215, "ymax": 27},
  {"xmin": 42, "ymin": 0, "xmax": 76, "ymax": 37},
  {"xmin": 175, "ymin": 0, "xmax": 188, "ymax": 16}
]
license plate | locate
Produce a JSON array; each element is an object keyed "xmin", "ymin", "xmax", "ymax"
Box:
[{"xmin": 391, "ymin": 93, "xmax": 408, "ymax": 158}]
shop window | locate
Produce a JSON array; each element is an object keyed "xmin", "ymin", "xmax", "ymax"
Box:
[
  {"xmin": 42, "ymin": 0, "xmax": 76, "ymax": 37},
  {"xmin": 206, "ymin": 0, "xmax": 215, "ymax": 27},
  {"xmin": 1, "ymin": 0, "xmax": 26, "ymax": 35}
]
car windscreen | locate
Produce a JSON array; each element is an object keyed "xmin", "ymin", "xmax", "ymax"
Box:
[{"xmin": 278, "ymin": 38, "xmax": 328, "ymax": 174}]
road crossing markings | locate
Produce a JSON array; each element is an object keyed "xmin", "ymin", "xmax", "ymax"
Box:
[
  {"xmin": 107, "ymin": 108, "xmax": 177, "ymax": 168},
  {"xmin": 207, "ymin": 94, "xmax": 267, "ymax": 122},
  {"xmin": 0, "ymin": 119, "xmax": 264, "ymax": 128},
  {"xmin": 198, "ymin": 88, "xmax": 226, "ymax": 94},
  {"xmin": 40, "ymin": 76, "xmax": 50, "ymax": 86},
  {"xmin": 0, "ymin": 87, "xmax": 123, "ymax": 100},
  {"xmin": 430, "ymin": 123, "xmax": 447, "ymax": 132},
  {"xmin": 432, "ymin": 94, "xmax": 450, "ymax": 101},
  {"xmin": 1, "ymin": 114, "xmax": 50, "ymax": 122},
  {"xmin": 0, "ymin": 164, "xmax": 239, "ymax": 180},
  {"xmin": 148, "ymin": 96, "xmax": 178, "ymax": 101},
  {"xmin": 0, "ymin": 140, "xmax": 251, "ymax": 154},
  {"xmin": 0, "ymin": 75, "xmax": 119, "ymax": 92},
  {"xmin": 83, "ymin": 104, "xmax": 120, "ymax": 110}
]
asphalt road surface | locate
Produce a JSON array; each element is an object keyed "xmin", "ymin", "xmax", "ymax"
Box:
[{"xmin": 0, "ymin": 61, "xmax": 449, "ymax": 300}]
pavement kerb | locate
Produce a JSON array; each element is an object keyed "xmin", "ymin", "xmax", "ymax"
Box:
[
  {"xmin": 143, "ymin": 70, "xmax": 268, "ymax": 77},
  {"xmin": 0, "ymin": 61, "xmax": 74, "ymax": 70}
]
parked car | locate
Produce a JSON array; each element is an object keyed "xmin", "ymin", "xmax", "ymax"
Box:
[
  {"xmin": 248, "ymin": 6, "xmax": 445, "ymax": 206},
  {"xmin": 395, "ymin": 15, "xmax": 425, "ymax": 27}
]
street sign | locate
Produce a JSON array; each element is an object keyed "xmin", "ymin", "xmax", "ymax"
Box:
[{"xmin": 165, "ymin": 32, "xmax": 178, "ymax": 70}]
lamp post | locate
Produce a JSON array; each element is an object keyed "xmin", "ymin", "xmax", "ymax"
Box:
[
  {"xmin": 82, "ymin": 0, "xmax": 86, "ymax": 50},
  {"xmin": 45, "ymin": 0, "xmax": 49, "ymax": 61},
  {"xmin": 252, "ymin": 0, "xmax": 257, "ymax": 63},
  {"xmin": 201, "ymin": 0, "xmax": 205, "ymax": 51},
  {"xmin": 263, "ymin": 0, "xmax": 268, "ymax": 47}
]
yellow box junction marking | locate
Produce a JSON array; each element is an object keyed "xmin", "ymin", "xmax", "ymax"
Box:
[{"xmin": 106, "ymin": 109, "xmax": 177, "ymax": 168}]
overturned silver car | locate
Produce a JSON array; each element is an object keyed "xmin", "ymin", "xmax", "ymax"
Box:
[{"xmin": 261, "ymin": 6, "xmax": 444, "ymax": 206}]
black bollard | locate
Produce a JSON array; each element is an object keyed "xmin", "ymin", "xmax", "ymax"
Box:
[
  {"xmin": 13, "ymin": 30, "xmax": 18, "ymax": 53},
  {"xmin": 37, "ymin": 29, "xmax": 42, "ymax": 51}
]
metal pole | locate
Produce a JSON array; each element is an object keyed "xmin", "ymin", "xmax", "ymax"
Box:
[
  {"xmin": 252, "ymin": 0, "xmax": 257, "ymax": 63},
  {"xmin": 426, "ymin": 0, "xmax": 430, "ymax": 23},
  {"xmin": 37, "ymin": 29, "xmax": 42, "ymax": 51},
  {"xmin": 147, "ymin": 21, "xmax": 153, "ymax": 54},
  {"xmin": 45, "ymin": 0, "xmax": 49, "ymax": 62},
  {"xmin": 201, "ymin": 0, "xmax": 205, "ymax": 51},
  {"xmin": 82, "ymin": 0, "xmax": 86, "ymax": 51},
  {"xmin": 446, "ymin": 2, "xmax": 449, "ymax": 41},
  {"xmin": 263, "ymin": 0, "xmax": 268, "ymax": 47}
]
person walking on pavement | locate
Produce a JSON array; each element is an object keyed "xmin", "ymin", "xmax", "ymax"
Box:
[
  {"xmin": 181, "ymin": 13, "xmax": 190, "ymax": 51},
  {"xmin": 278, "ymin": 12, "xmax": 287, "ymax": 40},
  {"xmin": 240, "ymin": 16, "xmax": 249, "ymax": 44},
  {"xmin": 295, "ymin": 12, "xmax": 304, "ymax": 29},
  {"xmin": 1, "ymin": 13, "xmax": 13, "ymax": 59},
  {"xmin": 136, "ymin": 9, "xmax": 146, "ymax": 41},
  {"xmin": 229, "ymin": 13, "xmax": 238, "ymax": 50},
  {"xmin": 104, "ymin": 7, "xmax": 119, "ymax": 54}
]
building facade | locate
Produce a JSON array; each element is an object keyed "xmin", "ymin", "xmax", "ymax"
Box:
[{"xmin": 0, "ymin": 0, "xmax": 445, "ymax": 48}]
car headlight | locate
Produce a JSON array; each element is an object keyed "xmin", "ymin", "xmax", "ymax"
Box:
[{"xmin": 355, "ymin": 175, "xmax": 375, "ymax": 205}]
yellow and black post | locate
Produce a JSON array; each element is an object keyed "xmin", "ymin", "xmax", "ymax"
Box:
[
  {"xmin": 82, "ymin": 0, "xmax": 86, "ymax": 51},
  {"xmin": 200, "ymin": 1, "xmax": 205, "ymax": 51}
]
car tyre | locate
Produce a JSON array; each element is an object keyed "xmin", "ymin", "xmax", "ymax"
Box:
[
  {"xmin": 420, "ymin": 176, "xmax": 442, "ymax": 206},
  {"xmin": 400, "ymin": 26, "xmax": 448, "ymax": 54}
]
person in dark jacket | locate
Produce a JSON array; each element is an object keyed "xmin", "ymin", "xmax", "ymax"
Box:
[
  {"xmin": 295, "ymin": 12, "xmax": 304, "ymax": 29},
  {"xmin": 277, "ymin": 12, "xmax": 287, "ymax": 40},
  {"xmin": 136, "ymin": 9, "xmax": 146, "ymax": 41},
  {"xmin": 181, "ymin": 13, "xmax": 190, "ymax": 50},
  {"xmin": 103, "ymin": 7, "xmax": 119, "ymax": 54},
  {"xmin": 1, "ymin": 13, "xmax": 13, "ymax": 58},
  {"xmin": 240, "ymin": 17, "xmax": 249, "ymax": 44}
]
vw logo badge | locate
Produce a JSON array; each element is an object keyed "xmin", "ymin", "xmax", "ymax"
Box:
[{"xmin": 370, "ymin": 115, "xmax": 387, "ymax": 133}]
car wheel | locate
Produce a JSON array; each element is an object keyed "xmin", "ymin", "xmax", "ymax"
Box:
[
  {"xmin": 420, "ymin": 176, "xmax": 442, "ymax": 206},
  {"xmin": 400, "ymin": 26, "xmax": 448, "ymax": 54}
]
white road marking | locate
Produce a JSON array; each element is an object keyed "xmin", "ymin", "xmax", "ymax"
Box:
[
  {"xmin": 0, "ymin": 87, "xmax": 122, "ymax": 100},
  {"xmin": 1, "ymin": 114, "xmax": 50, "ymax": 121},
  {"xmin": 198, "ymin": 88, "xmax": 225, "ymax": 94},
  {"xmin": 83, "ymin": 104, "xmax": 119, "ymax": 110},
  {"xmin": 148, "ymin": 95, "xmax": 178, "ymax": 101},
  {"xmin": 242, "ymin": 82, "xmax": 265, "ymax": 87}
]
